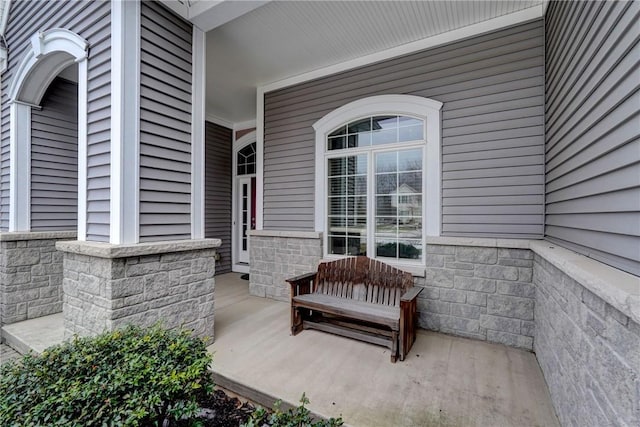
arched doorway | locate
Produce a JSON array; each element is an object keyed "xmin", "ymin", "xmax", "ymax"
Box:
[{"xmin": 233, "ymin": 131, "xmax": 256, "ymax": 272}]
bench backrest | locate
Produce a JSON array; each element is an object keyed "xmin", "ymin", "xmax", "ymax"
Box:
[{"xmin": 314, "ymin": 256, "xmax": 414, "ymax": 307}]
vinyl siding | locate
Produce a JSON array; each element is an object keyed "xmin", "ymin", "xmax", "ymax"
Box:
[
  {"xmin": 0, "ymin": 0, "xmax": 111, "ymax": 240},
  {"xmin": 545, "ymin": 1, "xmax": 640, "ymax": 275},
  {"xmin": 30, "ymin": 78, "xmax": 78, "ymax": 231},
  {"xmin": 138, "ymin": 0, "xmax": 192, "ymax": 242},
  {"xmin": 204, "ymin": 121, "xmax": 232, "ymax": 274},
  {"xmin": 263, "ymin": 20, "xmax": 545, "ymax": 238}
]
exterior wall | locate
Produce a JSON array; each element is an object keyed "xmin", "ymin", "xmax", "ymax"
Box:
[
  {"xmin": 0, "ymin": 232, "xmax": 75, "ymax": 326},
  {"xmin": 60, "ymin": 245, "xmax": 217, "ymax": 339},
  {"xmin": 205, "ymin": 121, "xmax": 232, "ymax": 274},
  {"xmin": 420, "ymin": 243, "xmax": 534, "ymax": 350},
  {"xmin": 30, "ymin": 77, "xmax": 78, "ymax": 231},
  {"xmin": 544, "ymin": 0, "xmax": 640, "ymax": 275},
  {"xmin": 249, "ymin": 232, "xmax": 322, "ymax": 301},
  {"xmin": 263, "ymin": 20, "xmax": 545, "ymax": 238},
  {"xmin": 0, "ymin": 0, "xmax": 111, "ymax": 240},
  {"xmin": 139, "ymin": 0, "xmax": 193, "ymax": 242},
  {"xmin": 534, "ymin": 254, "xmax": 639, "ymax": 426}
]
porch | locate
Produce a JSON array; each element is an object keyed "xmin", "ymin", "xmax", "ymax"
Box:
[{"xmin": 2, "ymin": 272, "xmax": 559, "ymax": 426}]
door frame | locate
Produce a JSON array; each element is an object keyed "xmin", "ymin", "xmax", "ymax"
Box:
[{"xmin": 232, "ymin": 130, "xmax": 257, "ymax": 273}]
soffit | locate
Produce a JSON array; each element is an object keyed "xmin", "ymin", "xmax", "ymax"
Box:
[{"xmin": 205, "ymin": 0, "xmax": 543, "ymax": 124}]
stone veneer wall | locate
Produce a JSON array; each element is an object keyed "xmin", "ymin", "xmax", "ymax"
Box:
[
  {"xmin": 420, "ymin": 243, "xmax": 535, "ymax": 350},
  {"xmin": 533, "ymin": 249, "xmax": 639, "ymax": 426},
  {"xmin": 57, "ymin": 240, "xmax": 220, "ymax": 340},
  {"xmin": 249, "ymin": 231, "xmax": 322, "ymax": 302},
  {"xmin": 0, "ymin": 232, "xmax": 75, "ymax": 326}
]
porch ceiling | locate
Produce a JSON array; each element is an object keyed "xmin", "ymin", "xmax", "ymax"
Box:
[{"xmin": 204, "ymin": 0, "xmax": 544, "ymax": 124}]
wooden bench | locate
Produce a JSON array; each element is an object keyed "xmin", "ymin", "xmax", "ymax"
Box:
[{"xmin": 287, "ymin": 256, "xmax": 422, "ymax": 362}]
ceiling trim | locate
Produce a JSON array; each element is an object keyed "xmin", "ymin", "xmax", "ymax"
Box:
[
  {"xmin": 206, "ymin": 113, "xmax": 234, "ymax": 129},
  {"xmin": 234, "ymin": 119, "xmax": 256, "ymax": 131},
  {"xmin": 260, "ymin": 4, "xmax": 544, "ymax": 94}
]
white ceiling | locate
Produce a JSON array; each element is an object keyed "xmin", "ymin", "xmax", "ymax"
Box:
[{"xmin": 205, "ymin": 0, "xmax": 543, "ymax": 125}]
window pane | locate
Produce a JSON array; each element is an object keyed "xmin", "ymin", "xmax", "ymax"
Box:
[
  {"xmin": 376, "ymin": 240, "xmax": 397, "ymax": 258},
  {"xmin": 347, "ymin": 236, "xmax": 367, "ymax": 256},
  {"xmin": 329, "ymin": 126, "xmax": 347, "ymax": 137},
  {"xmin": 372, "ymin": 116, "xmax": 397, "ymax": 131},
  {"xmin": 329, "ymin": 235, "xmax": 346, "ymax": 255},
  {"xmin": 348, "ymin": 196, "xmax": 367, "ymax": 216},
  {"xmin": 329, "ymin": 197, "xmax": 346, "ymax": 215},
  {"xmin": 329, "ymin": 216, "xmax": 345, "ymax": 227},
  {"xmin": 397, "ymin": 195, "xmax": 422, "ymax": 217},
  {"xmin": 329, "ymin": 177, "xmax": 345, "ymax": 196},
  {"xmin": 398, "ymin": 149, "xmax": 422, "ymax": 171},
  {"xmin": 328, "ymin": 136, "xmax": 346, "ymax": 150},
  {"xmin": 328, "ymin": 158, "xmax": 346, "ymax": 176},
  {"xmin": 398, "ymin": 240, "xmax": 422, "ymax": 259},
  {"xmin": 398, "ymin": 116, "xmax": 422, "ymax": 127},
  {"xmin": 398, "ymin": 172, "xmax": 422, "ymax": 192},
  {"xmin": 348, "ymin": 118, "xmax": 371, "ymax": 133},
  {"xmin": 347, "ymin": 176, "xmax": 367, "ymax": 195},
  {"xmin": 399, "ymin": 217, "xmax": 422, "ymax": 239},
  {"xmin": 376, "ymin": 152, "xmax": 397, "ymax": 173},
  {"xmin": 376, "ymin": 173, "xmax": 396, "ymax": 194},
  {"xmin": 376, "ymin": 195, "xmax": 397, "ymax": 216},
  {"xmin": 348, "ymin": 132, "xmax": 371, "ymax": 148},
  {"xmin": 376, "ymin": 217, "xmax": 397, "ymax": 235},
  {"xmin": 372, "ymin": 129, "xmax": 396, "ymax": 146},
  {"xmin": 399, "ymin": 125, "xmax": 423, "ymax": 142}
]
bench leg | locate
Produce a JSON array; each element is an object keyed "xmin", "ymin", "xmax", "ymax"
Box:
[
  {"xmin": 291, "ymin": 305, "xmax": 304, "ymax": 335},
  {"xmin": 390, "ymin": 330, "xmax": 398, "ymax": 363}
]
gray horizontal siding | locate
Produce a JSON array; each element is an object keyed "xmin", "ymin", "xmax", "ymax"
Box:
[
  {"xmin": 545, "ymin": 0, "xmax": 640, "ymax": 275},
  {"xmin": 0, "ymin": 0, "xmax": 111, "ymax": 240},
  {"xmin": 204, "ymin": 121, "xmax": 232, "ymax": 274},
  {"xmin": 138, "ymin": 0, "xmax": 192, "ymax": 242},
  {"xmin": 30, "ymin": 78, "xmax": 78, "ymax": 231},
  {"xmin": 264, "ymin": 20, "xmax": 545, "ymax": 237}
]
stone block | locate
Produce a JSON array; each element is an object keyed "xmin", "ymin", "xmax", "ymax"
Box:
[
  {"xmin": 454, "ymin": 276, "xmax": 496, "ymax": 293},
  {"xmin": 497, "ymin": 258, "xmax": 534, "ymax": 268},
  {"xmin": 475, "ymin": 265, "xmax": 518, "ymax": 281},
  {"xmin": 418, "ymin": 299, "xmax": 450, "ymax": 315},
  {"xmin": 455, "ymin": 247, "xmax": 497, "ymax": 264},
  {"xmin": 480, "ymin": 314, "xmax": 521, "ymax": 334},
  {"xmin": 496, "ymin": 281, "xmax": 535, "ymax": 298},
  {"xmin": 439, "ymin": 314, "xmax": 480, "ymax": 334},
  {"xmin": 425, "ymin": 254, "xmax": 444, "ymax": 267},
  {"xmin": 425, "ymin": 268, "xmax": 454, "ymax": 288},
  {"xmin": 521, "ymin": 320, "xmax": 535, "ymax": 337},
  {"xmin": 440, "ymin": 289, "xmax": 466, "ymax": 303},
  {"xmin": 582, "ymin": 289, "xmax": 606, "ymax": 318},
  {"xmin": 420, "ymin": 287, "xmax": 440, "ymax": 300},
  {"xmin": 445, "ymin": 261, "xmax": 474, "ymax": 270},
  {"xmin": 487, "ymin": 294, "xmax": 534, "ymax": 320},
  {"xmin": 5, "ymin": 250, "xmax": 40, "ymax": 267},
  {"xmin": 467, "ymin": 291, "xmax": 487, "ymax": 306},
  {"xmin": 451, "ymin": 303, "xmax": 483, "ymax": 320}
]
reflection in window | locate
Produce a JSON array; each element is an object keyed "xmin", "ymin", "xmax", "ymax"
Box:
[{"xmin": 237, "ymin": 142, "xmax": 256, "ymax": 175}]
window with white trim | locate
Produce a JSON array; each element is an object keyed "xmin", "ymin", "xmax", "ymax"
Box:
[
  {"xmin": 313, "ymin": 95, "xmax": 442, "ymax": 266},
  {"xmin": 326, "ymin": 115, "xmax": 425, "ymax": 261}
]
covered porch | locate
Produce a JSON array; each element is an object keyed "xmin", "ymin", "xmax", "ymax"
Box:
[{"xmin": 2, "ymin": 272, "xmax": 559, "ymax": 425}]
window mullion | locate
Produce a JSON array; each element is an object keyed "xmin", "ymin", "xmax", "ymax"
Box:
[{"xmin": 367, "ymin": 150, "xmax": 374, "ymax": 258}]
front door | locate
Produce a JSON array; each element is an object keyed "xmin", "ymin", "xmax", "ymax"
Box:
[{"xmin": 237, "ymin": 176, "xmax": 255, "ymax": 264}]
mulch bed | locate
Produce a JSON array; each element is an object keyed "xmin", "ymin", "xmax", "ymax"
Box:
[{"xmin": 175, "ymin": 389, "xmax": 257, "ymax": 427}]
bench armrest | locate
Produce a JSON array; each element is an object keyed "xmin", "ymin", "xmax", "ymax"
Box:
[
  {"xmin": 400, "ymin": 286, "xmax": 423, "ymax": 302},
  {"xmin": 287, "ymin": 272, "xmax": 317, "ymax": 297}
]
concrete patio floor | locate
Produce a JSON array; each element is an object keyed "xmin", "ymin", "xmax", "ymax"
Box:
[
  {"xmin": 1, "ymin": 273, "xmax": 559, "ymax": 426},
  {"xmin": 210, "ymin": 273, "xmax": 559, "ymax": 427}
]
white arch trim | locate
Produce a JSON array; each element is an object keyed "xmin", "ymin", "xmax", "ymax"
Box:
[
  {"xmin": 312, "ymin": 94, "xmax": 443, "ymax": 236},
  {"xmin": 8, "ymin": 29, "xmax": 88, "ymax": 239}
]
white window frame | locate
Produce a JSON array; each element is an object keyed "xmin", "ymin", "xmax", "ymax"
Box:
[{"xmin": 313, "ymin": 95, "xmax": 442, "ymax": 269}]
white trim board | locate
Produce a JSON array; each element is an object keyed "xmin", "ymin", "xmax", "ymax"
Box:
[
  {"xmin": 232, "ymin": 131, "xmax": 257, "ymax": 271},
  {"xmin": 191, "ymin": 26, "xmax": 206, "ymax": 239},
  {"xmin": 260, "ymin": 5, "xmax": 544, "ymax": 94},
  {"xmin": 110, "ymin": 0, "xmax": 140, "ymax": 244}
]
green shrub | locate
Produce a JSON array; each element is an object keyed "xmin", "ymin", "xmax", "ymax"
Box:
[
  {"xmin": 0, "ymin": 324, "xmax": 214, "ymax": 426},
  {"xmin": 241, "ymin": 393, "xmax": 343, "ymax": 427}
]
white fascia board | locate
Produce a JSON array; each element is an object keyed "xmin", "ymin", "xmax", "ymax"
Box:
[
  {"xmin": 191, "ymin": 27, "xmax": 206, "ymax": 239},
  {"xmin": 260, "ymin": 5, "xmax": 544, "ymax": 94},
  {"xmin": 234, "ymin": 119, "xmax": 257, "ymax": 132}
]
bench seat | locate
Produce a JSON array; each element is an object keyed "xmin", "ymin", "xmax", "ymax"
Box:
[{"xmin": 293, "ymin": 293, "xmax": 400, "ymax": 329}]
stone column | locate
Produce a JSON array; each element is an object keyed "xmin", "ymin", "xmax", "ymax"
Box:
[
  {"xmin": 0, "ymin": 231, "xmax": 75, "ymax": 327},
  {"xmin": 56, "ymin": 239, "xmax": 220, "ymax": 340}
]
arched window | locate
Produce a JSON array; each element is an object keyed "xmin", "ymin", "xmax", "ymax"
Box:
[
  {"xmin": 237, "ymin": 142, "xmax": 256, "ymax": 176},
  {"xmin": 313, "ymin": 95, "xmax": 442, "ymax": 266}
]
